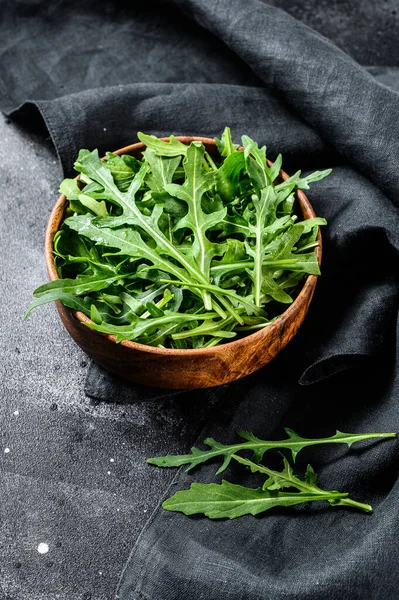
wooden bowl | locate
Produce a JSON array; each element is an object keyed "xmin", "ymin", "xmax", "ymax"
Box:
[{"xmin": 45, "ymin": 137, "xmax": 322, "ymax": 389}]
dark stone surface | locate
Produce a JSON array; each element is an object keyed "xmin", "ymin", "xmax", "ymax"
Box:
[
  {"xmin": 0, "ymin": 115, "xmax": 222, "ymax": 598},
  {"xmin": 0, "ymin": 2, "xmax": 397, "ymax": 599}
]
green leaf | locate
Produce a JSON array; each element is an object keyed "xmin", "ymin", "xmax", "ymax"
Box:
[
  {"xmin": 86, "ymin": 310, "xmax": 219, "ymax": 343},
  {"xmin": 90, "ymin": 303, "xmax": 103, "ymax": 324},
  {"xmin": 268, "ymin": 154, "xmax": 282, "ymax": 182},
  {"xmin": 25, "ymin": 292, "xmax": 90, "ymax": 319},
  {"xmin": 162, "ymin": 480, "xmax": 350, "ymax": 519},
  {"xmin": 65, "ymin": 214, "xmax": 192, "ymax": 284},
  {"xmin": 232, "ymin": 455, "xmax": 372, "ymax": 512},
  {"xmin": 32, "ymin": 271, "xmax": 127, "ymax": 298},
  {"xmin": 220, "ymin": 238, "xmax": 247, "ymax": 264},
  {"xmin": 143, "ymin": 148, "xmax": 181, "ymax": 192},
  {"xmin": 245, "ymin": 186, "xmax": 277, "ymax": 305},
  {"xmin": 214, "ymin": 151, "xmax": 246, "ymax": 202},
  {"xmin": 59, "ymin": 178, "xmax": 81, "ymax": 200},
  {"xmin": 275, "ymin": 169, "xmax": 332, "ymax": 192},
  {"xmin": 297, "ymin": 217, "xmax": 327, "ymax": 235},
  {"xmin": 79, "ymin": 149, "xmax": 149, "ymax": 211},
  {"xmin": 214, "ymin": 127, "xmax": 239, "ymax": 158},
  {"xmin": 148, "ymin": 429, "xmax": 396, "ymax": 472},
  {"xmin": 138, "ymin": 132, "xmax": 189, "ymax": 157},
  {"xmin": 78, "ymin": 194, "xmax": 108, "ymax": 216},
  {"xmin": 104, "ymin": 152, "xmax": 141, "ymax": 187},
  {"xmin": 165, "ymin": 143, "xmax": 227, "ymax": 308},
  {"xmin": 260, "ymin": 271, "xmax": 293, "ymax": 303},
  {"xmin": 242, "ymin": 135, "xmax": 269, "ymax": 191}
]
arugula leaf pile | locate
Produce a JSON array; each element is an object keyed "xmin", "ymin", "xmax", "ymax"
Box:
[
  {"xmin": 27, "ymin": 128, "xmax": 330, "ymax": 348},
  {"xmin": 148, "ymin": 428, "xmax": 396, "ymax": 518}
]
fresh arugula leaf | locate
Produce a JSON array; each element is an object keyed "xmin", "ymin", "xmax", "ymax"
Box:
[
  {"xmin": 25, "ymin": 292, "xmax": 91, "ymax": 319},
  {"xmin": 148, "ymin": 429, "xmax": 396, "ymax": 472},
  {"xmin": 214, "ymin": 151, "xmax": 246, "ymax": 202},
  {"xmin": 78, "ymin": 194, "xmax": 108, "ymax": 216},
  {"xmin": 150, "ymin": 428, "xmax": 396, "ymax": 519},
  {"xmin": 65, "ymin": 215, "xmax": 193, "ymax": 285},
  {"xmin": 275, "ymin": 169, "xmax": 332, "ymax": 192},
  {"xmin": 233, "ymin": 455, "xmax": 371, "ymax": 512},
  {"xmin": 86, "ymin": 310, "xmax": 220, "ymax": 343},
  {"xmin": 242, "ymin": 135, "xmax": 269, "ymax": 191},
  {"xmin": 143, "ymin": 148, "xmax": 181, "ymax": 192},
  {"xmin": 59, "ymin": 178, "xmax": 81, "ymax": 200},
  {"xmin": 162, "ymin": 480, "xmax": 372, "ymax": 519},
  {"xmin": 29, "ymin": 129, "xmax": 331, "ymax": 348},
  {"xmin": 32, "ymin": 272, "xmax": 129, "ymax": 298},
  {"xmin": 245, "ymin": 186, "xmax": 277, "ymax": 305},
  {"xmin": 214, "ymin": 127, "xmax": 239, "ymax": 157},
  {"xmin": 137, "ymin": 132, "xmax": 189, "ymax": 157},
  {"xmin": 162, "ymin": 480, "xmax": 356, "ymax": 519},
  {"xmin": 165, "ymin": 143, "xmax": 226, "ymax": 308},
  {"xmin": 104, "ymin": 151, "xmax": 141, "ymax": 190}
]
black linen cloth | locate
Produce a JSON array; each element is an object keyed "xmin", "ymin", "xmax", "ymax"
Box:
[{"xmin": 1, "ymin": 1, "xmax": 399, "ymax": 599}]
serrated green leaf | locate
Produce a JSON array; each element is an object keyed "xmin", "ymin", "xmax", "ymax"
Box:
[
  {"xmin": 59, "ymin": 178, "xmax": 81, "ymax": 200},
  {"xmin": 78, "ymin": 194, "xmax": 108, "ymax": 216},
  {"xmin": 143, "ymin": 148, "xmax": 181, "ymax": 192},
  {"xmin": 275, "ymin": 169, "xmax": 332, "ymax": 193},
  {"xmin": 87, "ymin": 310, "xmax": 219, "ymax": 343},
  {"xmin": 25, "ymin": 292, "xmax": 90, "ymax": 319},
  {"xmin": 232, "ymin": 454, "xmax": 372, "ymax": 512},
  {"xmin": 148, "ymin": 429, "xmax": 396, "ymax": 472},
  {"xmin": 244, "ymin": 186, "xmax": 278, "ymax": 305},
  {"xmin": 214, "ymin": 127, "xmax": 239, "ymax": 158},
  {"xmin": 214, "ymin": 151, "xmax": 246, "ymax": 202},
  {"xmin": 165, "ymin": 143, "xmax": 227, "ymax": 309},
  {"xmin": 138, "ymin": 132, "xmax": 189, "ymax": 157},
  {"xmin": 32, "ymin": 272, "xmax": 127, "ymax": 298},
  {"xmin": 162, "ymin": 480, "xmax": 350, "ymax": 519},
  {"xmin": 65, "ymin": 214, "xmax": 191, "ymax": 284}
]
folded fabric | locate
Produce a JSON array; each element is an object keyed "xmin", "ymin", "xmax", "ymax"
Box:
[
  {"xmin": 1, "ymin": 1, "xmax": 398, "ymax": 599},
  {"xmin": 116, "ymin": 363, "xmax": 399, "ymax": 600}
]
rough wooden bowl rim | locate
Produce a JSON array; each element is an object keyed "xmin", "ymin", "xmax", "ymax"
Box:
[{"xmin": 45, "ymin": 136, "xmax": 321, "ymax": 356}]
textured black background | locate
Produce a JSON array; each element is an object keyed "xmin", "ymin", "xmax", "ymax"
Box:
[{"xmin": 0, "ymin": 2, "xmax": 398, "ymax": 599}]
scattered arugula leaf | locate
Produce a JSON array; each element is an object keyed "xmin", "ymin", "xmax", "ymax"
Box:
[
  {"xmin": 162, "ymin": 479, "xmax": 370, "ymax": 519},
  {"xmin": 147, "ymin": 428, "xmax": 396, "ymax": 472},
  {"xmin": 148, "ymin": 428, "xmax": 396, "ymax": 519}
]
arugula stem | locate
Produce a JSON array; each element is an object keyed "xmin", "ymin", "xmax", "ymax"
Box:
[
  {"xmin": 219, "ymin": 218, "xmax": 250, "ymax": 234},
  {"xmin": 333, "ymin": 498, "xmax": 372, "ymax": 512},
  {"xmin": 236, "ymin": 323, "xmax": 271, "ymax": 332},
  {"xmin": 295, "ymin": 242, "xmax": 319, "ymax": 252},
  {"xmin": 159, "ymin": 279, "xmax": 263, "ymax": 319},
  {"xmin": 226, "ymin": 432, "xmax": 397, "ymax": 458},
  {"xmin": 205, "ymin": 151, "xmax": 218, "ymax": 171},
  {"xmin": 202, "ymin": 337, "xmax": 224, "ymax": 348},
  {"xmin": 231, "ymin": 455, "xmax": 372, "ymax": 512},
  {"xmin": 210, "ymin": 300, "xmax": 228, "ymax": 320},
  {"xmin": 214, "ymin": 294, "xmax": 245, "ymax": 325},
  {"xmin": 211, "ymin": 259, "xmax": 313, "ymax": 274},
  {"xmin": 254, "ymin": 219, "xmax": 263, "ymax": 307}
]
